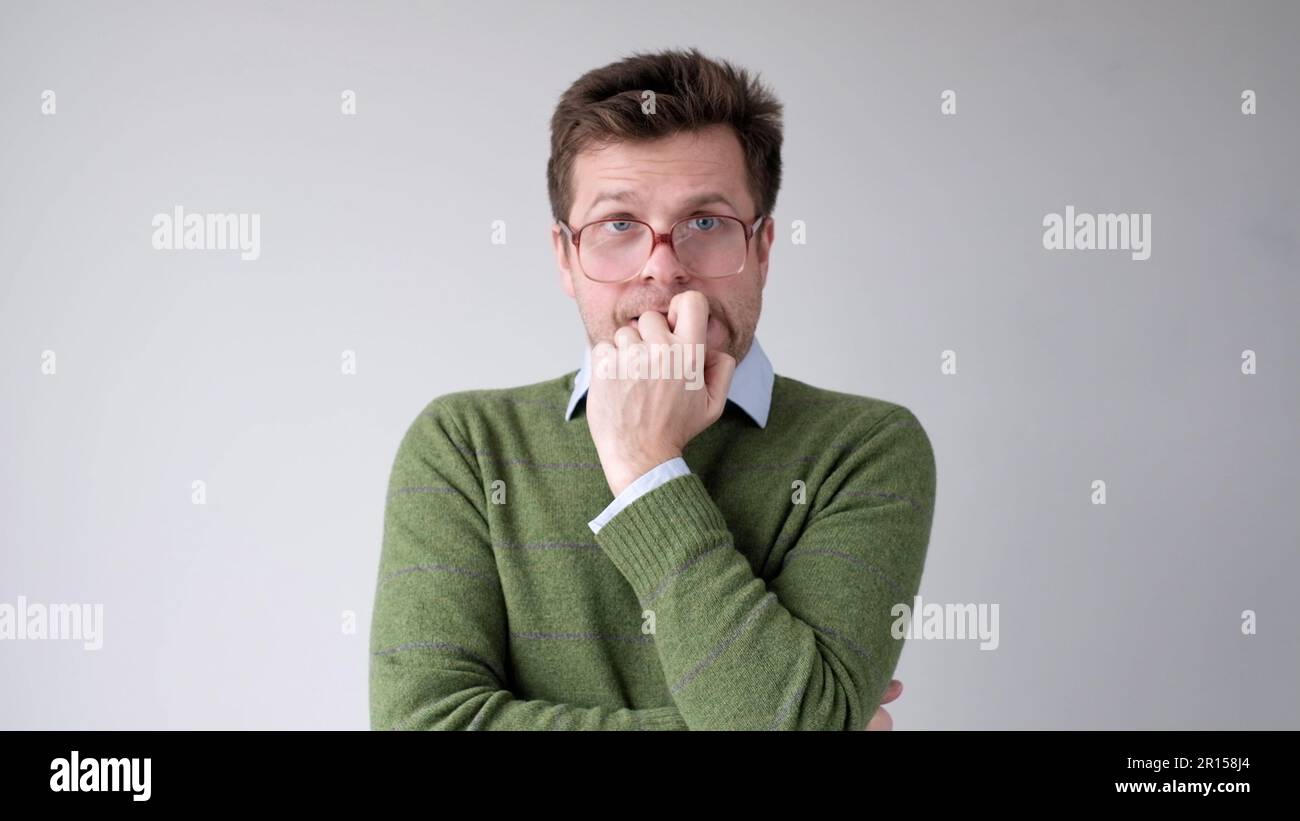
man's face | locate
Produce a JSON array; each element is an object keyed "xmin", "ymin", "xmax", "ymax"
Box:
[{"xmin": 551, "ymin": 124, "xmax": 774, "ymax": 362}]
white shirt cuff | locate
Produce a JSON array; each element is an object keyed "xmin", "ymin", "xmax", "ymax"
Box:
[{"xmin": 588, "ymin": 457, "xmax": 691, "ymax": 534}]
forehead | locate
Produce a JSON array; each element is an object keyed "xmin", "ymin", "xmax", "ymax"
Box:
[{"xmin": 570, "ymin": 125, "xmax": 751, "ymax": 219}]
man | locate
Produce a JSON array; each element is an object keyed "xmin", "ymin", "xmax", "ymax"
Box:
[{"xmin": 369, "ymin": 47, "xmax": 936, "ymax": 730}]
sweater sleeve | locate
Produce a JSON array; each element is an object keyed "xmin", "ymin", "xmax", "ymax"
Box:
[
  {"xmin": 369, "ymin": 399, "xmax": 688, "ymax": 731},
  {"xmin": 592, "ymin": 406, "xmax": 937, "ymax": 731}
]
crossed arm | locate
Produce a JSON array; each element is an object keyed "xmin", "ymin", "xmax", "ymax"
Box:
[{"xmin": 368, "ymin": 398, "xmax": 935, "ymax": 730}]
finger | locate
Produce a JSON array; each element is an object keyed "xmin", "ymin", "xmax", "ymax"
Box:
[
  {"xmin": 635, "ymin": 309, "xmax": 671, "ymax": 341},
  {"xmin": 613, "ymin": 324, "xmax": 642, "ymax": 350},
  {"xmin": 864, "ymin": 706, "xmax": 893, "ymax": 731},
  {"xmin": 591, "ymin": 341, "xmax": 618, "ymax": 381},
  {"xmin": 666, "ymin": 291, "xmax": 708, "ymax": 343},
  {"xmin": 880, "ymin": 679, "xmax": 903, "ymax": 705},
  {"xmin": 703, "ymin": 349, "xmax": 736, "ymax": 417}
]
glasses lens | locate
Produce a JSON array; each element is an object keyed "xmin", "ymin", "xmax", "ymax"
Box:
[
  {"xmin": 577, "ymin": 216, "xmax": 749, "ymax": 281},
  {"xmin": 580, "ymin": 220, "xmax": 653, "ymax": 282},
  {"xmin": 673, "ymin": 216, "xmax": 747, "ymax": 277}
]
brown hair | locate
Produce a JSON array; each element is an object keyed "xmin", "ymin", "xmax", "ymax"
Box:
[{"xmin": 547, "ymin": 47, "xmax": 784, "ymax": 230}]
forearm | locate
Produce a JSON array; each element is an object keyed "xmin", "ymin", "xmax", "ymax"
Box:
[
  {"xmin": 370, "ymin": 672, "xmax": 688, "ymax": 730},
  {"xmin": 593, "ymin": 425, "xmax": 933, "ymax": 731},
  {"xmin": 594, "ymin": 476, "xmax": 872, "ymax": 729}
]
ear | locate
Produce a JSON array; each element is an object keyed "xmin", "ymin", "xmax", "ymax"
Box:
[
  {"xmin": 552, "ymin": 222, "xmax": 576, "ymax": 299},
  {"xmin": 757, "ymin": 215, "xmax": 775, "ymax": 289}
]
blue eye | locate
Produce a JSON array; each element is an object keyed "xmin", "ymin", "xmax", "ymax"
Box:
[{"xmin": 689, "ymin": 217, "xmax": 719, "ymax": 231}]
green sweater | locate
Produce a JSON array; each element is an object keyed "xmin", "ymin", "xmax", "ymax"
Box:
[{"xmin": 369, "ymin": 370, "xmax": 937, "ymax": 730}]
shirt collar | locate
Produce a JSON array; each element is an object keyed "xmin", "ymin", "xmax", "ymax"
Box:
[{"xmin": 564, "ymin": 336, "xmax": 773, "ymax": 428}]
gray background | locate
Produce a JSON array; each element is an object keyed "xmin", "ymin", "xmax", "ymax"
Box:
[{"xmin": 1, "ymin": 0, "xmax": 1296, "ymax": 729}]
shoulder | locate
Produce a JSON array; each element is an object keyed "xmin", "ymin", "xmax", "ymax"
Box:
[
  {"xmin": 770, "ymin": 374, "xmax": 930, "ymax": 439},
  {"xmin": 418, "ymin": 372, "xmax": 574, "ymax": 421},
  {"xmin": 386, "ymin": 372, "xmax": 577, "ymax": 477},
  {"xmin": 400, "ymin": 371, "xmax": 576, "ymax": 445},
  {"xmin": 770, "ymin": 374, "xmax": 936, "ymax": 492}
]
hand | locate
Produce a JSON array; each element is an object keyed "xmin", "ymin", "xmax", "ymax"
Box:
[
  {"xmin": 586, "ymin": 291, "xmax": 737, "ymax": 496},
  {"xmin": 864, "ymin": 679, "xmax": 903, "ymax": 730}
]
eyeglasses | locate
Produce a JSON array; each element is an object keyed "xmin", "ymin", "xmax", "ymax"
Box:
[{"xmin": 558, "ymin": 214, "xmax": 765, "ymax": 283}]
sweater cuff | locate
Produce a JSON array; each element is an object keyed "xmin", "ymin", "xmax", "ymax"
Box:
[
  {"xmin": 588, "ymin": 457, "xmax": 691, "ymax": 534},
  {"xmin": 593, "ymin": 472, "xmax": 730, "ymax": 600}
]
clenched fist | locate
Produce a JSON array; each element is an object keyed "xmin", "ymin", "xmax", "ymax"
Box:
[{"xmin": 586, "ymin": 290, "xmax": 737, "ymax": 496}]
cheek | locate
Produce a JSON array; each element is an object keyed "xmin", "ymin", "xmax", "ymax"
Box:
[
  {"xmin": 577, "ymin": 288, "xmax": 619, "ymax": 326},
  {"xmin": 709, "ymin": 285, "xmax": 747, "ymax": 324},
  {"xmin": 714, "ymin": 283, "xmax": 761, "ymax": 337}
]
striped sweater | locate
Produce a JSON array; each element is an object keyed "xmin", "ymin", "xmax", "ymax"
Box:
[{"xmin": 369, "ymin": 370, "xmax": 937, "ymax": 730}]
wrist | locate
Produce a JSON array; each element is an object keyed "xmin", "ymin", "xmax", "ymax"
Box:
[{"xmin": 603, "ymin": 450, "xmax": 683, "ymax": 497}]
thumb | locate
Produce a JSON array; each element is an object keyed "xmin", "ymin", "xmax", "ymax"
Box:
[{"xmin": 703, "ymin": 348, "xmax": 736, "ymax": 418}]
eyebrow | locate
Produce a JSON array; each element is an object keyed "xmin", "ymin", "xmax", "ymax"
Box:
[{"xmin": 584, "ymin": 190, "xmax": 738, "ymax": 221}]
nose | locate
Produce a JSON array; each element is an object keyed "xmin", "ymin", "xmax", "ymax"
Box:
[{"xmin": 637, "ymin": 231, "xmax": 692, "ymax": 286}]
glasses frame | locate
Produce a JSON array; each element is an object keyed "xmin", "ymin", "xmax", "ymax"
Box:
[{"xmin": 558, "ymin": 213, "xmax": 766, "ymax": 283}]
